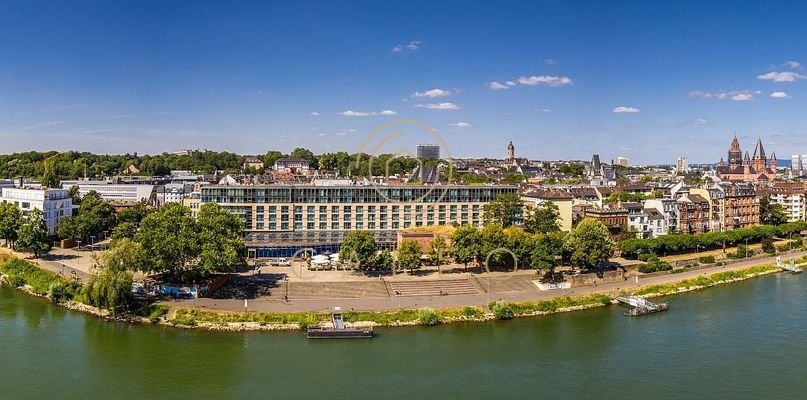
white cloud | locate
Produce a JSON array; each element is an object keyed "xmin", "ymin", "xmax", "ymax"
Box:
[
  {"xmin": 392, "ymin": 41, "xmax": 421, "ymax": 52},
  {"xmin": 412, "ymin": 88, "xmax": 451, "ymax": 98},
  {"xmin": 693, "ymin": 118, "xmax": 709, "ymax": 125},
  {"xmin": 757, "ymin": 71, "xmax": 807, "ymax": 82},
  {"xmin": 770, "ymin": 91, "xmax": 792, "ymax": 99},
  {"xmin": 517, "ymin": 75, "xmax": 573, "ymax": 87},
  {"xmin": 415, "ymin": 102, "xmax": 460, "ymax": 110},
  {"xmin": 448, "ymin": 122, "xmax": 472, "ymax": 128},
  {"xmin": 688, "ymin": 90, "xmax": 757, "ymax": 101},
  {"xmin": 380, "ymin": 109, "xmax": 398, "ymax": 115},
  {"xmin": 488, "ymin": 81, "xmax": 510, "ymax": 90},
  {"xmin": 506, "ymin": 81, "xmax": 516, "ymax": 86},
  {"xmin": 544, "ymin": 58, "xmax": 556, "ymax": 65},
  {"xmin": 785, "ymin": 60, "xmax": 802, "ymax": 69},
  {"xmin": 318, "ymin": 133, "xmax": 327, "ymax": 137},
  {"xmin": 340, "ymin": 110, "xmax": 376, "ymax": 117},
  {"xmin": 537, "ymin": 108, "xmax": 551, "ymax": 113},
  {"xmin": 309, "ymin": 111, "xmax": 320, "ymax": 116},
  {"xmin": 335, "ymin": 128, "xmax": 357, "ymax": 136},
  {"xmin": 613, "ymin": 106, "xmax": 640, "ymax": 113}
]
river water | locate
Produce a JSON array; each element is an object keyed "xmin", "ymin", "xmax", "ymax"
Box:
[{"xmin": 1, "ymin": 273, "xmax": 804, "ymax": 399}]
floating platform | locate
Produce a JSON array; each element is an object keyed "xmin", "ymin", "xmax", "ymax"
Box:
[
  {"xmin": 306, "ymin": 306, "xmax": 374, "ymax": 339},
  {"xmin": 616, "ymin": 296, "xmax": 669, "ymax": 317},
  {"xmin": 306, "ymin": 327, "xmax": 373, "ymax": 339}
]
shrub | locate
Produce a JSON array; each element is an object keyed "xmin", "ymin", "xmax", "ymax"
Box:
[
  {"xmin": 47, "ymin": 282, "xmax": 68, "ymax": 303},
  {"xmin": 637, "ymin": 253, "xmax": 653, "ymax": 262},
  {"xmin": 7, "ymin": 275, "xmax": 25, "ymax": 287},
  {"xmin": 462, "ymin": 306, "xmax": 482, "ymax": 318},
  {"xmin": 638, "ymin": 260, "xmax": 673, "ymax": 273},
  {"xmin": 418, "ymin": 308, "xmax": 440, "ymax": 326},
  {"xmin": 698, "ymin": 255, "xmax": 716, "ymax": 264},
  {"xmin": 134, "ymin": 304, "xmax": 170, "ymax": 323},
  {"xmin": 761, "ymin": 238, "xmax": 776, "ymax": 254},
  {"xmin": 489, "ymin": 301, "xmax": 515, "ymax": 320}
]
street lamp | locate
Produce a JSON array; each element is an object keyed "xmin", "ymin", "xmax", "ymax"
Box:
[
  {"xmin": 745, "ymin": 238, "xmax": 749, "ymax": 258},
  {"xmin": 284, "ymin": 276, "xmax": 289, "ymax": 302}
]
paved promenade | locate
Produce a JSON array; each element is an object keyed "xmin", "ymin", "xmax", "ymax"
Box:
[{"xmin": 166, "ymin": 250, "xmax": 807, "ymax": 314}]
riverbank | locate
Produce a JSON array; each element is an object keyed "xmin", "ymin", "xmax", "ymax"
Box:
[{"xmin": 0, "ymin": 252, "xmax": 799, "ymax": 332}]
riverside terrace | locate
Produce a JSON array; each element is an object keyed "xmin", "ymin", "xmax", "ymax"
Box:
[{"xmin": 197, "ymin": 184, "xmax": 519, "ymax": 258}]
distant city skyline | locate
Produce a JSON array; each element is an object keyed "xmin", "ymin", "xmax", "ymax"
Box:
[{"xmin": 2, "ymin": 1, "xmax": 807, "ymax": 163}]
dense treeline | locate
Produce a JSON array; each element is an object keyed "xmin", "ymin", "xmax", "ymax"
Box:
[
  {"xmin": 619, "ymin": 221, "xmax": 807, "ymax": 258},
  {"xmin": 0, "ymin": 148, "xmax": 448, "ymax": 181}
]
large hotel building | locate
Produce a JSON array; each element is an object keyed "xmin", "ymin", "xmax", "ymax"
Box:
[{"xmin": 197, "ymin": 184, "xmax": 518, "ymax": 258}]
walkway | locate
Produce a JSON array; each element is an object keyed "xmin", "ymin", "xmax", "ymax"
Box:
[{"xmin": 168, "ymin": 250, "xmax": 807, "ymax": 314}]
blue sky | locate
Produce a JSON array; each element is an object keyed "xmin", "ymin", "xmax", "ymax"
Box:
[{"xmin": 1, "ymin": 0, "xmax": 807, "ymax": 164}]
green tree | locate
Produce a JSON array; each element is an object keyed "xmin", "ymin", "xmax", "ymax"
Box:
[
  {"xmin": 117, "ymin": 200, "xmax": 153, "ymax": 225},
  {"xmin": 451, "ymin": 225, "xmax": 481, "ymax": 269},
  {"xmin": 262, "ymin": 150, "xmax": 286, "ymax": 169},
  {"xmin": 760, "ymin": 197, "xmax": 787, "ymax": 226},
  {"xmin": 531, "ymin": 231, "xmax": 566, "ymax": 277},
  {"xmin": 479, "ymin": 224, "xmax": 509, "ymax": 267},
  {"xmin": 16, "ymin": 209, "xmax": 51, "ymax": 257},
  {"xmin": 197, "ymin": 203, "xmax": 246, "ymax": 273},
  {"xmin": 67, "ymin": 185, "xmax": 82, "ymax": 205},
  {"xmin": 58, "ymin": 191, "xmax": 116, "ymax": 242},
  {"xmin": 111, "ymin": 221, "xmax": 139, "ymax": 242},
  {"xmin": 482, "ymin": 193, "xmax": 523, "ymax": 228},
  {"xmin": 503, "ymin": 227, "xmax": 533, "ymax": 268},
  {"xmin": 0, "ymin": 202, "xmax": 22, "ymax": 248},
  {"xmin": 565, "ymin": 218, "xmax": 615, "ymax": 269},
  {"xmin": 83, "ymin": 239, "xmax": 142, "ymax": 315},
  {"xmin": 523, "ymin": 202, "xmax": 561, "ymax": 234},
  {"xmin": 290, "ymin": 147, "xmax": 319, "ymax": 170},
  {"xmin": 396, "ymin": 239, "xmax": 423, "ymax": 273},
  {"xmin": 339, "ymin": 231, "xmax": 377, "ymax": 269},
  {"xmin": 428, "ymin": 236, "xmax": 450, "ymax": 268},
  {"xmin": 375, "ymin": 249, "xmax": 394, "ymax": 270},
  {"xmin": 135, "ymin": 203, "xmax": 200, "ymax": 279}
]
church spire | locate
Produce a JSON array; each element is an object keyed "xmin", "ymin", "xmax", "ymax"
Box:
[{"xmin": 752, "ymin": 137, "xmax": 766, "ymax": 160}]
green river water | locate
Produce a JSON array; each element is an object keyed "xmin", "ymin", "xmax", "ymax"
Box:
[{"xmin": 1, "ymin": 273, "xmax": 805, "ymax": 399}]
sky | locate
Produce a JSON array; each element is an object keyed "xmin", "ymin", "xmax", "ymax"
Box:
[{"xmin": 1, "ymin": 0, "xmax": 807, "ymax": 164}]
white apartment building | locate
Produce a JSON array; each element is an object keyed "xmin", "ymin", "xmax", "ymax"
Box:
[
  {"xmin": 62, "ymin": 180, "xmax": 155, "ymax": 204},
  {"xmin": 762, "ymin": 185, "xmax": 805, "ymax": 222},
  {"xmin": 675, "ymin": 157, "xmax": 689, "ymax": 174},
  {"xmin": 0, "ymin": 188, "xmax": 74, "ymax": 235}
]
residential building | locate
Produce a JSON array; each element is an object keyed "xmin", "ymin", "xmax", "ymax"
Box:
[
  {"xmin": 644, "ymin": 198, "xmax": 680, "ymax": 234},
  {"xmin": 675, "ymin": 157, "xmax": 689, "ymax": 174},
  {"xmin": 644, "ymin": 208, "xmax": 667, "ymax": 238},
  {"xmin": 716, "ymin": 135, "xmax": 777, "ymax": 182},
  {"xmin": 416, "ymin": 144, "xmax": 440, "ymax": 160},
  {"xmin": 0, "ymin": 187, "xmax": 74, "ymax": 235},
  {"xmin": 690, "ymin": 184, "xmax": 726, "ymax": 232},
  {"xmin": 615, "ymin": 157, "xmax": 630, "ymax": 167},
  {"xmin": 155, "ymin": 183, "xmax": 186, "ymax": 206},
  {"xmin": 723, "ymin": 182, "xmax": 759, "ymax": 229},
  {"xmin": 200, "ymin": 184, "xmax": 518, "ymax": 258},
  {"xmin": 273, "ymin": 157, "xmax": 310, "ymax": 174},
  {"xmin": 621, "ymin": 202, "xmax": 652, "ymax": 239},
  {"xmin": 243, "ymin": 157, "xmax": 265, "ymax": 171},
  {"xmin": 584, "ymin": 206, "xmax": 628, "ymax": 241},
  {"xmin": 759, "ymin": 183, "xmax": 806, "ymax": 222},
  {"xmin": 521, "ymin": 188, "xmax": 574, "ymax": 231},
  {"xmin": 677, "ymin": 194, "xmax": 710, "ymax": 234}
]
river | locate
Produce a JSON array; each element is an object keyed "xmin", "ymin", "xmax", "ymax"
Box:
[{"xmin": 1, "ymin": 273, "xmax": 804, "ymax": 399}]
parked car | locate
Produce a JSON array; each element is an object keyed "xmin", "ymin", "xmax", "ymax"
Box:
[{"xmin": 271, "ymin": 258, "xmax": 290, "ymax": 266}]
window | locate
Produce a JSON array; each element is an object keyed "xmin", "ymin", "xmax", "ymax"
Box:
[
  {"xmin": 319, "ymin": 222, "xmax": 327, "ymax": 230},
  {"xmin": 344, "ymin": 222, "xmax": 351, "ymax": 229},
  {"xmin": 392, "ymin": 222, "xmax": 399, "ymax": 229},
  {"xmin": 332, "ymin": 222, "xmax": 339, "ymax": 230},
  {"xmin": 281, "ymin": 222, "xmax": 289, "ymax": 230},
  {"xmin": 269, "ymin": 223, "xmax": 276, "ymax": 230},
  {"xmin": 356, "ymin": 222, "xmax": 364, "ymax": 229}
]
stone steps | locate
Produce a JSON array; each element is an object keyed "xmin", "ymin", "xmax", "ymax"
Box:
[
  {"xmin": 486, "ymin": 275, "xmax": 539, "ymax": 293},
  {"xmin": 285, "ymin": 281, "xmax": 389, "ymax": 299},
  {"xmin": 389, "ymin": 279, "xmax": 480, "ymax": 297}
]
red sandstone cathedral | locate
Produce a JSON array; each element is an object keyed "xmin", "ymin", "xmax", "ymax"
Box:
[{"xmin": 716, "ymin": 134, "xmax": 777, "ymax": 182}]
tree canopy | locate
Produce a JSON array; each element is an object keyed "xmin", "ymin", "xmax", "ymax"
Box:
[
  {"xmin": 565, "ymin": 218, "xmax": 614, "ymax": 269},
  {"xmin": 523, "ymin": 201, "xmax": 561, "ymax": 234},
  {"xmin": 482, "ymin": 193, "xmax": 523, "ymax": 228}
]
